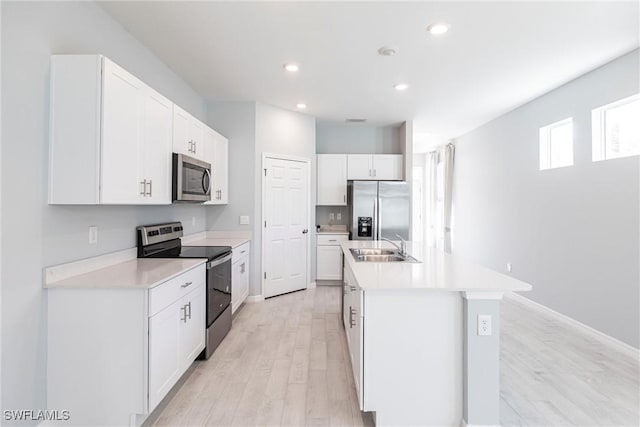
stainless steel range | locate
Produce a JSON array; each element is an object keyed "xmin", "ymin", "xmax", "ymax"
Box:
[{"xmin": 137, "ymin": 222, "xmax": 231, "ymax": 359}]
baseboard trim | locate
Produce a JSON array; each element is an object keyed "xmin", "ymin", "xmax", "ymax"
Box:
[
  {"xmin": 308, "ymin": 281, "xmax": 316, "ymax": 289},
  {"xmin": 460, "ymin": 420, "xmax": 500, "ymax": 427},
  {"xmin": 245, "ymin": 295, "xmax": 264, "ymax": 303},
  {"xmin": 506, "ymin": 292, "xmax": 639, "ymax": 360}
]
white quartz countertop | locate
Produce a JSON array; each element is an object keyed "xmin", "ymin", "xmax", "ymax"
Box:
[
  {"xmin": 46, "ymin": 258, "xmax": 206, "ymax": 289},
  {"xmin": 185, "ymin": 237, "xmax": 250, "ymax": 248},
  {"xmin": 341, "ymin": 240, "xmax": 532, "ymax": 292}
]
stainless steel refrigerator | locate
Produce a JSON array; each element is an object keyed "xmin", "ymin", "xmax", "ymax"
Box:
[{"xmin": 348, "ymin": 181, "xmax": 410, "ymax": 240}]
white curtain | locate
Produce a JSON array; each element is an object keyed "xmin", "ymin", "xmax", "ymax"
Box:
[{"xmin": 426, "ymin": 143, "xmax": 455, "ymax": 253}]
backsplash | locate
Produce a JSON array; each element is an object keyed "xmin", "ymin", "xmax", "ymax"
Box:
[{"xmin": 316, "ymin": 205, "xmax": 348, "ymax": 226}]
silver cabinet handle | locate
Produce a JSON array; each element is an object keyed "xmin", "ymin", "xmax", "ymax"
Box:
[
  {"xmin": 350, "ymin": 285, "xmax": 357, "ymax": 291},
  {"xmin": 186, "ymin": 301, "xmax": 192, "ymax": 320},
  {"xmin": 349, "ymin": 306, "xmax": 356, "ymax": 328},
  {"xmin": 328, "ymin": 239, "xmax": 337, "ymax": 242},
  {"xmin": 240, "ymin": 262, "xmax": 245, "ymax": 274},
  {"xmin": 241, "ymin": 250, "xmax": 246, "ymax": 254},
  {"xmin": 374, "ymin": 169, "xmax": 377, "ymax": 177},
  {"xmin": 369, "ymin": 169, "xmax": 372, "ymax": 177},
  {"xmin": 302, "ymin": 229, "xmax": 309, "ymax": 234},
  {"xmin": 343, "ymin": 194, "xmax": 346, "ymax": 203},
  {"xmin": 180, "ymin": 305, "xmax": 187, "ymax": 323},
  {"xmin": 145, "ymin": 179, "xmax": 152, "ymax": 197},
  {"xmin": 139, "ymin": 180, "xmax": 147, "ymax": 196},
  {"xmin": 181, "ymin": 281, "xmax": 192, "ymax": 288}
]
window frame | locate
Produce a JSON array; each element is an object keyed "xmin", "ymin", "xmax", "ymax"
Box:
[
  {"xmin": 539, "ymin": 117, "xmax": 574, "ymax": 170},
  {"xmin": 592, "ymin": 93, "xmax": 640, "ymax": 161}
]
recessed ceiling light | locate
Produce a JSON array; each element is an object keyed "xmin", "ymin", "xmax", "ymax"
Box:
[
  {"xmin": 394, "ymin": 83, "xmax": 409, "ymax": 91},
  {"xmin": 427, "ymin": 22, "xmax": 449, "ymax": 35},
  {"xmin": 284, "ymin": 63, "xmax": 300, "ymax": 72},
  {"xmin": 377, "ymin": 46, "xmax": 398, "ymax": 56},
  {"xmin": 296, "ymin": 103, "xmax": 307, "ymax": 109}
]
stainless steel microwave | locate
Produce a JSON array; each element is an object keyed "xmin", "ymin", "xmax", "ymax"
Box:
[{"xmin": 172, "ymin": 153, "xmax": 211, "ymax": 202}]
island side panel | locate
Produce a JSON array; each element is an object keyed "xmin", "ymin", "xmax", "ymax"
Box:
[
  {"xmin": 462, "ymin": 297, "xmax": 501, "ymax": 426},
  {"xmin": 363, "ymin": 289, "xmax": 463, "ymax": 426}
]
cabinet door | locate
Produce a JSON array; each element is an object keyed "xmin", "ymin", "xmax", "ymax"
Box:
[
  {"xmin": 100, "ymin": 58, "xmax": 144, "ymax": 204},
  {"xmin": 317, "ymin": 154, "xmax": 347, "ymax": 205},
  {"xmin": 316, "ymin": 245, "xmax": 343, "ymax": 280},
  {"xmin": 189, "ymin": 119, "xmax": 205, "ymax": 160},
  {"xmin": 215, "ymin": 135, "xmax": 229, "ymax": 204},
  {"xmin": 203, "ymin": 129, "xmax": 228, "ymax": 205},
  {"xmin": 351, "ymin": 287, "xmax": 364, "ymax": 409},
  {"xmin": 373, "ymin": 154, "xmax": 403, "ymax": 180},
  {"xmin": 347, "ymin": 155, "xmax": 374, "ymax": 180},
  {"xmin": 148, "ymin": 300, "xmax": 182, "ymax": 411},
  {"xmin": 141, "ymin": 87, "xmax": 172, "ymax": 204},
  {"xmin": 172, "ymin": 105, "xmax": 191, "ymax": 156},
  {"xmin": 238, "ymin": 256, "xmax": 250, "ymax": 307},
  {"xmin": 180, "ymin": 282, "xmax": 206, "ymax": 367}
]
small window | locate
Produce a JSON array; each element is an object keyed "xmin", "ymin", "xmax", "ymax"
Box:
[
  {"xmin": 592, "ymin": 94, "xmax": 640, "ymax": 161},
  {"xmin": 540, "ymin": 118, "xmax": 573, "ymax": 170}
]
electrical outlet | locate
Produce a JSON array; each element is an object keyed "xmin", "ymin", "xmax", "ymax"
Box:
[
  {"xmin": 337, "ymin": 213, "xmax": 342, "ymax": 220},
  {"xmin": 329, "ymin": 213, "xmax": 335, "ymax": 220},
  {"xmin": 239, "ymin": 215, "xmax": 250, "ymax": 225},
  {"xmin": 506, "ymin": 263, "xmax": 512, "ymax": 272},
  {"xmin": 88, "ymin": 226, "xmax": 98, "ymax": 244},
  {"xmin": 478, "ymin": 315, "xmax": 492, "ymax": 336}
]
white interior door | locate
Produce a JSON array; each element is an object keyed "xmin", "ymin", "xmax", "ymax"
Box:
[{"xmin": 263, "ymin": 157, "xmax": 309, "ymax": 298}]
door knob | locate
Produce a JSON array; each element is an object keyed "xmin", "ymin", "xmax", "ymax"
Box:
[{"xmin": 302, "ymin": 229, "xmax": 309, "ymax": 234}]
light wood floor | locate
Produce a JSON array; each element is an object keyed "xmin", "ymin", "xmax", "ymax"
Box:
[{"xmin": 145, "ymin": 286, "xmax": 639, "ymax": 427}]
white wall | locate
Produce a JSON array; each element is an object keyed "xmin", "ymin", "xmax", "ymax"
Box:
[
  {"xmin": 453, "ymin": 49, "xmax": 639, "ymax": 348},
  {"xmin": 206, "ymin": 102, "xmax": 316, "ymax": 296},
  {"xmin": 206, "ymin": 101, "xmax": 256, "ymax": 232},
  {"xmin": 316, "ymin": 123, "xmax": 402, "ymax": 154},
  {"xmin": 256, "ymin": 103, "xmax": 317, "ymax": 290},
  {"xmin": 1, "ymin": 1, "xmax": 210, "ymax": 415}
]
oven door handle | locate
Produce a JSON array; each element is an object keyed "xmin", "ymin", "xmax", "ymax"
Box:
[{"xmin": 207, "ymin": 253, "xmax": 232, "ymax": 268}]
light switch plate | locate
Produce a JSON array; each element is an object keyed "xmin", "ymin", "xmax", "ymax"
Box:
[
  {"xmin": 88, "ymin": 226, "xmax": 98, "ymax": 244},
  {"xmin": 240, "ymin": 215, "xmax": 250, "ymax": 225}
]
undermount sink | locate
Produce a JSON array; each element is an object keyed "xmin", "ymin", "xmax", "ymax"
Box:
[
  {"xmin": 349, "ymin": 248, "xmax": 420, "ymax": 263},
  {"xmin": 349, "ymin": 248, "xmax": 397, "ymax": 256}
]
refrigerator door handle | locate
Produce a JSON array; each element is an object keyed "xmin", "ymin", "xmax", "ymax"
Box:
[
  {"xmin": 377, "ymin": 196, "xmax": 382, "ymax": 240},
  {"xmin": 372, "ymin": 198, "xmax": 377, "ymax": 240}
]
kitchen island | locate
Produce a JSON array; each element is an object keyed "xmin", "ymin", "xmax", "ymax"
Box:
[{"xmin": 340, "ymin": 240, "xmax": 532, "ymax": 427}]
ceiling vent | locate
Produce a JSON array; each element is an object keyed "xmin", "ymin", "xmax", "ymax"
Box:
[{"xmin": 346, "ymin": 118, "xmax": 368, "ymax": 123}]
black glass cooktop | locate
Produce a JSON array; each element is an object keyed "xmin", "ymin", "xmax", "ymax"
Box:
[{"xmin": 144, "ymin": 244, "xmax": 231, "ymax": 262}]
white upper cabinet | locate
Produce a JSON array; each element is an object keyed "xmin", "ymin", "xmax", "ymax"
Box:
[
  {"xmin": 203, "ymin": 128, "xmax": 229, "ymax": 205},
  {"xmin": 49, "ymin": 55, "xmax": 172, "ymax": 205},
  {"xmin": 317, "ymin": 154, "xmax": 347, "ymax": 205},
  {"xmin": 346, "ymin": 155, "xmax": 374, "ymax": 180},
  {"xmin": 347, "ymin": 154, "xmax": 403, "ymax": 181},
  {"xmin": 173, "ymin": 105, "xmax": 205, "ymax": 160}
]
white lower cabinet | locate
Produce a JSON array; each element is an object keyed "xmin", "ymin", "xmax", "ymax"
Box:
[
  {"xmin": 232, "ymin": 242, "xmax": 251, "ymax": 313},
  {"xmin": 343, "ymin": 262, "xmax": 364, "ymax": 407},
  {"xmin": 149, "ymin": 281, "xmax": 205, "ymax": 410},
  {"xmin": 316, "ymin": 234, "xmax": 348, "ymax": 280},
  {"xmin": 47, "ymin": 264, "xmax": 206, "ymax": 426}
]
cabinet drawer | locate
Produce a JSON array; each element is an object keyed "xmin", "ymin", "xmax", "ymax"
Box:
[
  {"xmin": 149, "ymin": 264, "xmax": 205, "ymax": 317},
  {"xmin": 232, "ymin": 241, "xmax": 250, "ymax": 260},
  {"xmin": 317, "ymin": 234, "xmax": 349, "ymax": 246}
]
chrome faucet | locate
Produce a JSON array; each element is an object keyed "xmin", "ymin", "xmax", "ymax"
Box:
[{"xmin": 381, "ymin": 234, "xmax": 408, "ymax": 257}]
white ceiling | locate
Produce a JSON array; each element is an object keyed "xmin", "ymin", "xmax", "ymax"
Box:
[{"xmin": 99, "ymin": 1, "xmax": 639, "ymax": 141}]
